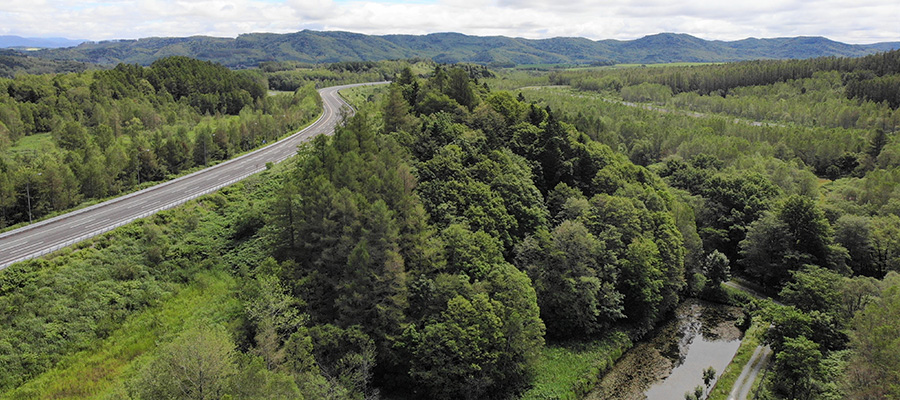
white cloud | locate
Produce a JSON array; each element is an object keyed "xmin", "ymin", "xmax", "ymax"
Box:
[{"xmin": 0, "ymin": 0, "xmax": 897, "ymax": 43}]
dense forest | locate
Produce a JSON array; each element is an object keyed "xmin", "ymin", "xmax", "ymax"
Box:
[
  {"xmin": 2, "ymin": 50, "xmax": 900, "ymax": 400},
  {"xmin": 506, "ymin": 50, "xmax": 900, "ymax": 398},
  {"xmin": 0, "ymin": 56, "xmax": 320, "ymax": 228}
]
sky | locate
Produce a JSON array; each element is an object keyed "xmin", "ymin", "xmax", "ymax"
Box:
[{"xmin": 1, "ymin": 0, "xmax": 898, "ymax": 44}]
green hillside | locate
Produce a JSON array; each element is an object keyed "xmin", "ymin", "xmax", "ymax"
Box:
[
  {"xmin": 0, "ymin": 50, "xmax": 97, "ymax": 78},
  {"xmin": 30, "ymin": 30, "xmax": 900, "ymax": 68}
]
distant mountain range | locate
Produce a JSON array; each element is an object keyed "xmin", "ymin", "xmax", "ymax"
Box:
[
  {"xmin": 0, "ymin": 35, "xmax": 86, "ymax": 49},
  {"xmin": 15, "ymin": 31, "xmax": 900, "ymax": 68}
]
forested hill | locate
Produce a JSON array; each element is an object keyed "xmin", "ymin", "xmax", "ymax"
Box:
[
  {"xmin": 0, "ymin": 50, "xmax": 98, "ymax": 78},
  {"xmin": 30, "ymin": 30, "xmax": 900, "ymax": 68}
]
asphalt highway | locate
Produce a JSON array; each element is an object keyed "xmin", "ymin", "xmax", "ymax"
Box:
[{"xmin": 0, "ymin": 82, "xmax": 387, "ymax": 271}]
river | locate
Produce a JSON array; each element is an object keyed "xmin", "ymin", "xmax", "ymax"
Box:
[{"xmin": 586, "ymin": 299, "xmax": 744, "ymax": 400}]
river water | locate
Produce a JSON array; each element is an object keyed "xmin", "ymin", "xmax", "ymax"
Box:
[{"xmin": 587, "ymin": 299, "xmax": 744, "ymax": 400}]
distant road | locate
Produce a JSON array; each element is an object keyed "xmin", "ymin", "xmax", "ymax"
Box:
[{"xmin": 0, "ymin": 82, "xmax": 388, "ymax": 271}]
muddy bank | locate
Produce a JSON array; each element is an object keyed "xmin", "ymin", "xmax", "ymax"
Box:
[{"xmin": 586, "ymin": 299, "xmax": 743, "ymax": 400}]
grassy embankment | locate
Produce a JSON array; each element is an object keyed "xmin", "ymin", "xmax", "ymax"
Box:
[
  {"xmin": 339, "ymin": 84, "xmax": 389, "ymax": 110},
  {"xmin": 521, "ymin": 332, "xmax": 632, "ymax": 400},
  {"xmin": 706, "ymin": 316, "xmax": 767, "ymax": 400},
  {"xmin": 0, "ymin": 158, "xmax": 288, "ymax": 398},
  {"xmin": 0, "ymin": 91, "xmax": 321, "ymax": 235},
  {"xmin": 2, "ymin": 272, "xmax": 239, "ymax": 399}
]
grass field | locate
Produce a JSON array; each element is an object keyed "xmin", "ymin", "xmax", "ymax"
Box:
[
  {"xmin": 521, "ymin": 331, "xmax": 632, "ymax": 400},
  {"xmin": 8, "ymin": 132, "xmax": 53, "ymax": 154},
  {"xmin": 340, "ymin": 84, "xmax": 388, "ymax": 110},
  {"xmin": 1, "ymin": 271, "xmax": 239, "ymax": 400}
]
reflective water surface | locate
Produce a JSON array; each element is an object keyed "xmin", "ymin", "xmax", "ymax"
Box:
[{"xmin": 587, "ymin": 299, "xmax": 743, "ymax": 400}]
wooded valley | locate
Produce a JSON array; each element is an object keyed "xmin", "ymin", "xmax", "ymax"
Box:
[{"xmin": 1, "ymin": 50, "xmax": 900, "ymax": 399}]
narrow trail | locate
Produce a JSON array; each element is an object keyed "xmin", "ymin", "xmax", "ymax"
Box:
[
  {"xmin": 722, "ymin": 279, "xmax": 780, "ymax": 400},
  {"xmin": 728, "ymin": 345, "xmax": 772, "ymax": 400}
]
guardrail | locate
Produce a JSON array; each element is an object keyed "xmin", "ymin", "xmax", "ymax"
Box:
[
  {"xmin": 0, "ymin": 82, "xmax": 386, "ymax": 271},
  {"xmin": 0, "ymin": 166, "xmax": 266, "ymax": 270}
]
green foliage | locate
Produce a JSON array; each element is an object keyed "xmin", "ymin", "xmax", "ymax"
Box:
[
  {"xmin": 844, "ymin": 273, "xmax": 900, "ymax": 399},
  {"xmin": 404, "ymin": 294, "xmax": 505, "ymax": 399},
  {"xmin": 520, "ymin": 332, "xmax": 632, "ymax": 400},
  {"xmin": 0, "ymin": 50, "xmax": 96, "ymax": 78},
  {"xmin": 515, "ymin": 221, "xmax": 623, "ymax": 339},
  {"xmin": 0, "ymin": 165, "xmax": 361, "ymax": 398},
  {"xmin": 0, "ymin": 59, "xmax": 321, "ymax": 228},
  {"xmin": 496, "ymin": 55, "xmax": 900, "ymax": 400},
  {"xmin": 267, "ymin": 100, "xmax": 547, "ymax": 398},
  {"xmin": 779, "ymin": 265, "xmax": 844, "ymax": 315},
  {"xmin": 703, "ymin": 366, "xmax": 716, "ymax": 387},
  {"xmin": 739, "ymin": 192, "xmax": 838, "ymax": 291},
  {"xmin": 130, "ymin": 324, "xmax": 238, "ymax": 400},
  {"xmin": 145, "ymin": 56, "xmax": 265, "ymax": 114},
  {"xmin": 702, "ymin": 250, "xmax": 731, "ymax": 287},
  {"xmin": 773, "ymin": 336, "xmax": 822, "ymax": 400},
  {"xmin": 21, "ymin": 52, "xmax": 900, "ymax": 400}
]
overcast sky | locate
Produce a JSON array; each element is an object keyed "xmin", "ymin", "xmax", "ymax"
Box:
[{"xmin": 2, "ymin": 0, "xmax": 898, "ymax": 44}]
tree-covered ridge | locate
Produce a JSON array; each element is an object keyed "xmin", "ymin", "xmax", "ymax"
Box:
[
  {"xmin": 0, "ymin": 50, "xmax": 97, "ymax": 78},
  {"xmin": 27, "ymin": 30, "xmax": 900, "ymax": 69},
  {"xmin": 262, "ymin": 59, "xmax": 434, "ymax": 92},
  {"xmin": 0, "ymin": 56, "xmax": 320, "ymax": 228},
  {"xmin": 552, "ymin": 49, "xmax": 900, "ymax": 107}
]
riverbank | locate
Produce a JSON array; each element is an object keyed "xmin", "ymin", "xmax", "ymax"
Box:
[{"xmin": 585, "ymin": 299, "xmax": 744, "ymax": 400}]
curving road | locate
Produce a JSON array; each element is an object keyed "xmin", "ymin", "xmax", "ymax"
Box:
[{"xmin": 0, "ymin": 82, "xmax": 387, "ymax": 271}]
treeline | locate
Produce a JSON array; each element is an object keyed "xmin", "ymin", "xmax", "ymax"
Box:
[
  {"xmin": 263, "ymin": 59, "xmax": 495, "ymax": 92},
  {"xmin": 262, "ymin": 59, "xmax": 414, "ymax": 91},
  {"xmin": 532, "ymin": 88, "xmax": 877, "ymax": 180},
  {"xmin": 0, "ymin": 56, "xmax": 321, "ymax": 228},
  {"xmin": 551, "ymin": 49, "xmax": 900, "ymax": 105},
  {"xmin": 845, "ymin": 72, "xmax": 900, "ymax": 108}
]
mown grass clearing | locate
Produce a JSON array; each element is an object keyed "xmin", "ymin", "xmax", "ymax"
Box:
[
  {"xmin": 340, "ymin": 85, "xmax": 388, "ymax": 110},
  {"xmin": 8, "ymin": 132, "xmax": 53, "ymax": 154}
]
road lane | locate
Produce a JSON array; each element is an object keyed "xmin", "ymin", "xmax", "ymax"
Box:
[{"xmin": 0, "ymin": 82, "xmax": 387, "ymax": 271}]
